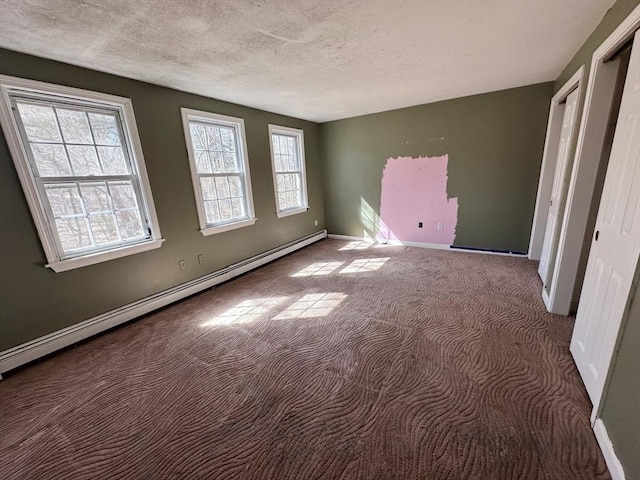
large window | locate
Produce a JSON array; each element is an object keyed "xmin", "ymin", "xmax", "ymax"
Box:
[
  {"xmin": 0, "ymin": 76, "xmax": 162, "ymax": 272},
  {"xmin": 181, "ymin": 109, "xmax": 256, "ymax": 235},
  {"xmin": 268, "ymin": 125, "xmax": 309, "ymax": 218}
]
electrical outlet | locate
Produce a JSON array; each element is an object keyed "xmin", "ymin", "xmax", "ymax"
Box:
[
  {"xmin": 418, "ymin": 222, "xmax": 423, "ymax": 228},
  {"xmin": 198, "ymin": 254, "xmax": 205, "ymax": 265},
  {"xmin": 178, "ymin": 259, "xmax": 186, "ymax": 271},
  {"xmin": 436, "ymin": 222, "xmax": 444, "ymax": 230},
  {"xmin": 314, "ymin": 220, "xmax": 318, "ymax": 226}
]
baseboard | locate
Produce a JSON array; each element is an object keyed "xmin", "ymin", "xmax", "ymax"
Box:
[
  {"xmin": 0, "ymin": 230, "xmax": 327, "ymax": 375},
  {"xmin": 593, "ymin": 417, "xmax": 627, "ymax": 480},
  {"xmin": 327, "ymin": 234, "xmax": 527, "ymax": 257}
]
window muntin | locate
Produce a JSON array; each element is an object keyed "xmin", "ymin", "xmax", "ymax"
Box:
[
  {"xmin": 182, "ymin": 109, "xmax": 255, "ymax": 235},
  {"xmin": 268, "ymin": 125, "xmax": 308, "ymax": 217},
  {"xmin": 0, "ymin": 75, "xmax": 162, "ymax": 272},
  {"xmin": 12, "ymin": 97, "xmax": 150, "ymax": 256}
]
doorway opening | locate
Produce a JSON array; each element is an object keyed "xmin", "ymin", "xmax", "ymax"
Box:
[
  {"xmin": 535, "ymin": 7, "xmax": 640, "ymax": 317},
  {"xmin": 571, "ymin": 43, "xmax": 632, "ymax": 313}
]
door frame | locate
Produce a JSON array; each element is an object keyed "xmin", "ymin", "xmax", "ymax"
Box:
[
  {"xmin": 540, "ymin": 4, "xmax": 640, "ymax": 316},
  {"xmin": 529, "ymin": 66, "xmax": 585, "ymax": 261}
]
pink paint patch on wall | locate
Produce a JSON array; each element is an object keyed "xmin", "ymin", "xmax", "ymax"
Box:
[{"xmin": 379, "ymin": 155, "xmax": 458, "ymax": 245}]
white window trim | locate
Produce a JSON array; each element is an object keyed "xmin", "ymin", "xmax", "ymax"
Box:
[
  {"xmin": 0, "ymin": 75, "xmax": 163, "ymax": 272},
  {"xmin": 268, "ymin": 124, "xmax": 309, "ymax": 218},
  {"xmin": 181, "ymin": 108, "xmax": 257, "ymax": 236}
]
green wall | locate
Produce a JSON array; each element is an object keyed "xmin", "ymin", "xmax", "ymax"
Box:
[
  {"xmin": 555, "ymin": 0, "xmax": 640, "ymax": 92},
  {"xmin": 557, "ymin": 1, "xmax": 640, "ymax": 478},
  {"xmin": 0, "ymin": 48, "xmax": 324, "ymax": 351},
  {"xmin": 321, "ymin": 83, "xmax": 553, "ymax": 253}
]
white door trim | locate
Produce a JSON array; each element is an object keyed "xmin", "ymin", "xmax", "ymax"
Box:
[
  {"xmin": 529, "ymin": 66, "xmax": 585, "ymax": 261},
  {"xmin": 543, "ymin": 4, "xmax": 640, "ymax": 315}
]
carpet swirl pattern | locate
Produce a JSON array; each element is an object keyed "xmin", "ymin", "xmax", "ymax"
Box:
[{"xmin": 0, "ymin": 239, "xmax": 610, "ymax": 479}]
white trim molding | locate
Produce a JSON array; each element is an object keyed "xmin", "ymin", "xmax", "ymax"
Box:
[
  {"xmin": 545, "ymin": 4, "xmax": 640, "ymax": 315},
  {"xmin": 0, "ymin": 75, "xmax": 163, "ymax": 272},
  {"xmin": 0, "ymin": 230, "xmax": 327, "ymax": 375},
  {"xmin": 268, "ymin": 124, "xmax": 309, "ymax": 217},
  {"xmin": 529, "ymin": 66, "xmax": 585, "ymax": 261},
  {"xmin": 180, "ymin": 108, "xmax": 257, "ymax": 236},
  {"xmin": 327, "ymin": 234, "xmax": 527, "ymax": 257},
  {"xmin": 593, "ymin": 418, "xmax": 627, "ymax": 480},
  {"xmin": 276, "ymin": 206, "xmax": 309, "ymax": 219},
  {"xmin": 200, "ymin": 217, "xmax": 257, "ymax": 236},
  {"xmin": 46, "ymin": 238, "xmax": 165, "ymax": 273}
]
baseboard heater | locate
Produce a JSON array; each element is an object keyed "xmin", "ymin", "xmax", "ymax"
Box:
[
  {"xmin": 0, "ymin": 230, "xmax": 327, "ymax": 376},
  {"xmin": 450, "ymin": 245, "xmax": 527, "ymax": 255},
  {"xmin": 327, "ymin": 234, "xmax": 526, "ymax": 256}
]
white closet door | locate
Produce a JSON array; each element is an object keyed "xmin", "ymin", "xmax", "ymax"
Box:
[
  {"xmin": 538, "ymin": 88, "xmax": 579, "ymax": 286},
  {"xmin": 571, "ymin": 31, "xmax": 640, "ymax": 407}
]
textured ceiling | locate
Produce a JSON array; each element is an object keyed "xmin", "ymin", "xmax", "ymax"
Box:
[{"xmin": 0, "ymin": 0, "xmax": 615, "ymax": 122}]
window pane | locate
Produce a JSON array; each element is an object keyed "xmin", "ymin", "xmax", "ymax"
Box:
[
  {"xmin": 80, "ymin": 184, "xmax": 110, "ymax": 213},
  {"xmin": 219, "ymin": 199, "xmax": 232, "ymax": 221},
  {"xmin": 276, "ymin": 174, "xmax": 286, "ymax": 193},
  {"xmin": 194, "ymin": 151, "xmax": 211, "ymax": 174},
  {"xmin": 97, "ymin": 146, "xmax": 129, "ymax": 175},
  {"xmin": 68, "ymin": 145, "xmax": 101, "ymax": 175},
  {"xmin": 45, "ymin": 185, "xmax": 84, "ymax": 217},
  {"xmin": 17, "ymin": 103, "xmax": 62, "ymax": 143},
  {"xmin": 200, "ymin": 177, "xmax": 217, "ymax": 201},
  {"xmin": 273, "ymin": 134, "xmax": 282, "ymax": 155},
  {"xmin": 56, "ymin": 217, "xmax": 91, "ymax": 251},
  {"xmin": 231, "ymin": 198, "xmax": 244, "ymax": 218},
  {"xmin": 222, "ymin": 153, "xmax": 237, "ymax": 172},
  {"xmin": 56, "ymin": 108, "xmax": 93, "ymax": 144},
  {"xmin": 215, "ymin": 176, "xmax": 230, "ymax": 199},
  {"xmin": 278, "ymin": 193, "xmax": 286, "ymax": 210},
  {"xmin": 116, "ymin": 210, "xmax": 145, "ymax": 239},
  {"xmin": 274, "ymin": 154, "xmax": 283, "ymax": 172},
  {"xmin": 220, "ymin": 127, "xmax": 236, "ymax": 152},
  {"xmin": 293, "ymin": 189, "xmax": 302, "ymax": 205},
  {"xmin": 277, "ymin": 154, "xmax": 287, "ymax": 172},
  {"xmin": 109, "ymin": 182, "xmax": 138, "ymax": 210},
  {"xmin": 89, "ymin": 213, "xmax": 119, "ymax": 244},
  {"xmin": 88, "ymin": 112, "xmax": 121, "ymax": 145},
  {"xmin": 204, "ymin": 200, "xmax": 220, "ymax": 224},
  {"xmin": 31, "ymin": 144, "xmax": 72, "ymax": 177},
  {"xmin": 205, "ymin": 125, "xmax": 223, "ymax": 151},
  {"xmin": 286, "ymin": 191, "xmax": 296, "ymax": 209},
  {"xmin": 209, "ymin": 152, "xmax": 223, "ymax": 173},
  {"xmin": 189, "ymin": 124, "xmax": 207, "ymax": 150},
  {"xmin": 229, "ymin": 176, "xmax": 242, "ymax": 197}
]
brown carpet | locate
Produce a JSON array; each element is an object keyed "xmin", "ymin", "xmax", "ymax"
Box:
[{"xmin": 0, "ymin": 239, "xmax": 610, "ymax": 479}]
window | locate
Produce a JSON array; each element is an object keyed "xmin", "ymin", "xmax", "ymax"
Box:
[
  {"xmin": 0, "ymin": 75, "xmax": 162, "ymax": 272},
  {"xmin": 181, "ymin": 109, "xmax": 256, "ymax": 235},
  {"xmin": 268, "ymin": 125, "xmax": 309, "ymax": 217}
]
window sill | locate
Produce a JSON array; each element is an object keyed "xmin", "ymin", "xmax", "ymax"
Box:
[
  {"xmin": 200, "ymin": 217, "xmax": 257, "ymax": 236},
  {"xmin": 46, "ymin": 238, "xmax": 165, "ymax": 273},
  {"xmin": 275, "ymin": 206, "xmax": 309, "ymax": 219}
]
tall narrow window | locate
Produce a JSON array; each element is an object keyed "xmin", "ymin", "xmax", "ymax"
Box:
[
  {"xmin": 0, "ymin": 75, "xmax": 163, "ymax": 272},
  {"xmin": 268, "ymin": 125, "xmax": 309, "ymax": 218},
  {"xmin": 181, "ymin": 109, "xmax": 256, "ymax": 235}
]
